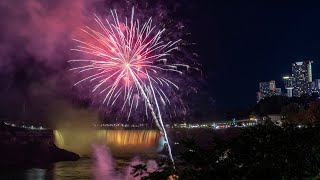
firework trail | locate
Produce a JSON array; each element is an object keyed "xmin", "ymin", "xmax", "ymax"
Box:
[{"xmin": 69, "ymin": 7, "xmax": 188, "ymax": 165}]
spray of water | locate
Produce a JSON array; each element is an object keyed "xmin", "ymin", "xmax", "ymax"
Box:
[{"xmin": 93, "ymin": 144, "xmax": 159, "ymax": 180}]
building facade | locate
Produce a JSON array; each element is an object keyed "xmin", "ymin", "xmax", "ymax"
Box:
[
  {"xmin": 275, "ymin": 88, "xmax": 282, "ymax": 96},
  {"xmin": 283, "ymin": 76, "xmax": 294, "ymax": 97},
  {"xmin": 311, "ymin": 79, "xmax": 320, "ymax": 94},
  {"xmin": 257, "ymin": 80, "xmax": 279, "ymax": 101},
  {"xmin": 292, "ymin": 61, "xmax": 313, "ymax": 96}
]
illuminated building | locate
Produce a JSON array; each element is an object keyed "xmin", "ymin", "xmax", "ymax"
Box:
[
  {"xmin": 275, "ymin": 88, "xmax": 282, "ymax": 96},
  {"xmin": 257, "ymin": 80, "xmax": 278, "ymax": 101},
  {"xmin": 311, "ymin": 79, "xmax": 320, "ymax": 93},
  {"xmin": 283, "ymin": 76, "xmax": 294, "ymax": 97},
  {"xmin": 292, "ymin": 61, "xmax": 313, "ymax": 96},
  {"xmin": 269, "ymin": 80, "xmax": 276, "ymax": 90}
]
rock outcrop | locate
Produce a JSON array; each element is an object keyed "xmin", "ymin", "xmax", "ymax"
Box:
[{"xmin": 0, "ymin": 122, "xmax": 80, "ymax": 168}]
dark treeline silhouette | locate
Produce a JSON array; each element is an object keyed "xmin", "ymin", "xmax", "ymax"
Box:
[
  {"xmin": 133, "ymin": 122, "xmax": 320, "ymax": 179},
  {"xmin": 253, "ymin": 94, "xmax": 319, "ymax": 116}
]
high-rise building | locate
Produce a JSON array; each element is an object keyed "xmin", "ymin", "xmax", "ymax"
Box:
[
  {"xmin": 314, "ymin": 79, "xmax": 320, "ymax": 89},
  {"xmin": 260, "ymin": 81, "xmax": 272, "ymax": 98},
  {"xmin": 292, "ymin": 61, "xmax": 313, "ymax": 96},
  {"xmin": 311, "ymin": 79, "xmax": 320, "ymax": 93},
  {"xmin": 275, "ymin": 88, "xmax": 282, "ymax": 96},
  {"xmin": 257, "ymin": 80, "xmax": 278, "ymax": 101},
  {"xmin": 283, "ymin": 76, "xmax": 294, "ymax": 97},
  {"xmin": 269, "ymin": 80, "xmax": 276, "ymax": 90}
]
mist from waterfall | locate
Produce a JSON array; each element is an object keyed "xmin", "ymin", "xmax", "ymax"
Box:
[{"xmin": 93, "ymin": 144, "xmax": 159, "ymax": 180}]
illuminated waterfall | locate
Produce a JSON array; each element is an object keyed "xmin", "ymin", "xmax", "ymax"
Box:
[
  {"xmin": 53, "ymin": 130, "xmax": 64, "ymax": 148},
  {"xmin": 98, "ymin": 130, "xmax": 160, "ymax": 146},
  {"xmin": 54, "ymin": 130, "xmax": 161, "ymax": 156}
]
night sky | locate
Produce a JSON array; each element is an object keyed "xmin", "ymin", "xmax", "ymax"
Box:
[
  {"xmin": 188, "ymin": 1, "xmax": 320, "ymax": 109},
  {"xmin": 1, "ymin": 0, "xmax": 320, "ymax": 122}
]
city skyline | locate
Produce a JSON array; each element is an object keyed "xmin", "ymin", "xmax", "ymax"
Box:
[{"xmin": 257, "ymin": 60, "xmax": 320, "ymax": 101}]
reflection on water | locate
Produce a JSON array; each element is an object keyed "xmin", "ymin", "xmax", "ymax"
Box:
[
  {"xmin": 1, "ymin": 168, "xmax": 50, "ymax": 180},
  {"xmin": 0, "ymin": 157, "xmax": 154, "ymax": 180},
  {"xmin": 53, "ymin": 158, "xmax": 94, "ymax": 180},
  {"xmin": 26, "ymin": 169, "xmax": 47, "ymax": 179},
  {"xmin": 54, "ymin": 130, "xmax": 162, "ymax": 156},
  {"xmin": 0, "ymin": 159, "xmax": 92, "ymax": 180}
]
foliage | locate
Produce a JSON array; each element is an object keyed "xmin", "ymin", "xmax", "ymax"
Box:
[
  {"xmin": 287, "ymin": 100, "xmax": 320, "ymax": 125},
  {"xmin": 254, "ymin": 94, "xmax": 319, "ymax": 116},
  {"xmin": 280, "ymin": 102, "xmax": 302, "ymax": 116},
  {"xmin": 131, "ymin": 158, "xmax": 175, "ymax": 180},
  {"xmin": 134, "ymin": 123, "xmax": 320, "ymax": 179}
]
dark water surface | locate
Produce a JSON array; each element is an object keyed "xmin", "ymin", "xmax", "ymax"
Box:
[
  {"xmin": 0, "ymin": 129, "xmax": 166, "ymax": 180},
  {"xmin": 0, "ymin": 158, "xmax": 135, "ymax": 180},
  {"xmin": 0, "ymin": 128, "xmax": 226, "ymax": 179}
]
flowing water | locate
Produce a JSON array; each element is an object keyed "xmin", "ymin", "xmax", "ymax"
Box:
[
  {"xmin": 0, "ymin": 130, "xmax": 165, "ymax": 180},
  {"xmin": 54, "ymin": 129, "xmax": 164, "ymax": 156}
]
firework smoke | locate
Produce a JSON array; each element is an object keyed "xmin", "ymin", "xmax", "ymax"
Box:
[{"xmin": 0, "ymin": 0, "xmax": 107, "ymax": 123}]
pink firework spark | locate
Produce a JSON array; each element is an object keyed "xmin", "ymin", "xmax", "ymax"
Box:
[{"xmin": 69, "ymin": 7, "xmax": 187, "ymax": 165}]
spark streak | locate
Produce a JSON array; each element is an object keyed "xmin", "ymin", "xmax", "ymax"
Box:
[{"xmin": 69, "ymin": 7, "xmax": 186, "ymax": 165}]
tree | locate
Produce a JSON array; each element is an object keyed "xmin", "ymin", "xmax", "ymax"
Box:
[
  {"xmin": 292, "ymin": 100, "xmax": 320, "ymax": 125},
  {"xmin": 134, "ymin": 124, "xmax": 320, "ymax": 179},
  {"xmin": 255, "ymin": 94, "xmax": 320, "ymax": 121}
]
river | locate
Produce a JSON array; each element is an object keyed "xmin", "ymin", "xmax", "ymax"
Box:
[
  {"xmin": 0, "ymin": 157, "xmax": 145, "ymax": 179},
  {"xmin": 0, "ymin": 128, "xmax": 226, "ymax": 179},
  {"xmin": 0, "ymin": 129, "xmax": 165, "ymax": 180}
]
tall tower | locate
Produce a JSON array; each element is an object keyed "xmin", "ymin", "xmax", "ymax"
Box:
[
  {"xmin": 292, "ymin": 61, "xmax": 313, "ymax": 96},
  {"xmin": 307, "ymin": 61, "xmax": 312, "ymax": 83},
  {"xmin": 283, "ymin": 76, "xmax": 294, "ymax": 97}
]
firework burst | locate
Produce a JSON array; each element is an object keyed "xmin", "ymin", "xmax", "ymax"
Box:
[{"xmin": 69, "ymin": 7, "xmax": 190, "ymax": 165}]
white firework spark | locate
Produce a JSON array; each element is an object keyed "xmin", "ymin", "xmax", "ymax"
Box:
[{"xmin": 69, "ymin": 7, "xmax": 185, "ymax": 165}]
